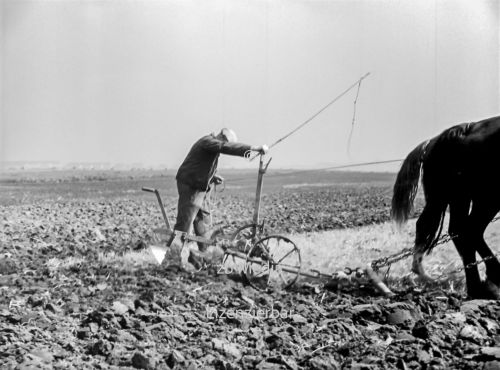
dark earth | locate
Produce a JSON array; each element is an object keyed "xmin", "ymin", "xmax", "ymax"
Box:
[{"xmin": 1, "ymin": 170, "xmax": 500, "ymax": 369}]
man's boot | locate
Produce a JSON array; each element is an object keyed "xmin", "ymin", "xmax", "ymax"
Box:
[
  {"xmin": 188, "ymin": 245, "xmax": 225, "ymax": 270},
  {"xmin": 188, "ymin": 248, "xmax": 208, "ymax": 270}
]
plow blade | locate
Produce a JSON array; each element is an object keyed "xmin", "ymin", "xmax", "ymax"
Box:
[{"xmin": 150, "ymin": 245, "xmax": 169, "ymax": 265}]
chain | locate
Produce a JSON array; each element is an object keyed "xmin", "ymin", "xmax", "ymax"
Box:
[
  {"xmin": 343, "ymin": 267, "xmax": 365, "ymax": 276},
  {"xmin": 371, "ymin": 248, "xmax": 414, "ymax": 271},
  {"xmin": 370, "ymin": 215, "xmax": 500, "ymax": 272},
  {"xmin": 436, "ymin": 215, "xmax": 500, "ymax": 271},
  {"xmin": 461, "ymin": 253, "xmax": 500, "ymax": 272},
  {"xmin": 307, "ymin": 266, "xmax": 366, "ymax": 280}
]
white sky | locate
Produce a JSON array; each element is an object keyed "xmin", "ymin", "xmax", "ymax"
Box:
[{"xmin": 1, "ymin": 0, "xmax": 499, "ymax": 170}]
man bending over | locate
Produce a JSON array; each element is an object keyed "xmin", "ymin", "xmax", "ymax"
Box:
[{"xmin": 174, "ymin": 128, "xmax": 268, "ymax": 267}]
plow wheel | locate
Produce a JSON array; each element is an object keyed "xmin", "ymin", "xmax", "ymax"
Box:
[
  {"xmin": 231, "ymin": 222, "xmax": 267, "ymax": 247},
  {"xmin": 243, "ymin": 235, "xmax": 301, "ymax": 290},
  {"xmin": 221, "ymin": 223, "xmax": 263, "ymax": 266}
]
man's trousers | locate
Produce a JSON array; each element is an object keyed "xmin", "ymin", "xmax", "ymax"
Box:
[{"xmin": 173, "ymin": 181, "xmax": 212, "ymax": 251}]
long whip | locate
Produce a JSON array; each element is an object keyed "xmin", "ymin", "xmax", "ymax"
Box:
[{"xmin": 266, "ymin": 72, "xmax": 371, "ymax": 152}]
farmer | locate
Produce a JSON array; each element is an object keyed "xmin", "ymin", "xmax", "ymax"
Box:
[{"xmin": 174, "ymin": 128, "xmax": 268, "ymax": 267}]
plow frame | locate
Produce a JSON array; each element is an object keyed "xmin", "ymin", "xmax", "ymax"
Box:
[
  {"xmin": 143, "ymin": 153, "xmax": 303, "ymax": 291},
  {"xmin": 143, "ymin": 154, "xmax": 394, "ymax": 295}
]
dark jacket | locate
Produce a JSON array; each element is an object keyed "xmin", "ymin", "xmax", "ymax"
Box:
[{"xmin": 176, "ymin": 134, "xmax": 252, "ymax": 191}]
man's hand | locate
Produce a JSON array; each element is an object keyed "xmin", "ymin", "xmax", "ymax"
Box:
[
  {"xmin": 212, "ymin": 174, "xmax": 224, "ymax": 185},
  {"xmin": 250, "ymin": 144, "xmax": 269, "ymax": 154}
]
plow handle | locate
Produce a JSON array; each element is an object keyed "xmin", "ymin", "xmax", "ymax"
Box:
[{"xmin": 142, "ymin": 187, "xmax": 172, "ymax": 231}]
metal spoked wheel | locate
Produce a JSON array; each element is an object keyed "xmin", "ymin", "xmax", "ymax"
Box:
[
  {"xmin": 232, "ymin": 223, "xmax": 258, "ymax": 247},
  {"xmin": 243, "ymin": 235, "xmax": 301, "ymax": 290},
  {"xmin": 221, "ymin": 223, "xmax": 260, "ymax": 266}
]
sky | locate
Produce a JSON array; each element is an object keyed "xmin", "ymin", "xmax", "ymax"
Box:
[{"xmin": 1, "ymin": 0, "xmax": 499, "ymax": 171}]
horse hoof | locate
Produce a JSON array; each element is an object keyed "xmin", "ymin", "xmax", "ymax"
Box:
[
  {"xmin": 469, "ymin": 280, "xmax": 500, "ymax": 300},
  {"xmin": 483, "ymin": 280, "xmax": 500, "ymax": 300}
]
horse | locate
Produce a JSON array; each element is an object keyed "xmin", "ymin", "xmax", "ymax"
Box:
[{"xmin": 391, "ymin": 115, "xmax": 500, "ymax": 299}]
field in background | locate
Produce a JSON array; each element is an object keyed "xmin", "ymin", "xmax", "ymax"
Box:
[
  {"xmin": 1, "ymin": 168, "xmax": 409, "ymax": 232},
  {"xmin": 0, "ymin": 167, "xmax": 395, "ymax": 200},
  {"xmin": 3, "ymin": 168, "xmax": 499, "ymax": 276},
  {"xmin": 5, "ymin": 167, "xmax": 498, "ymax": 281}
]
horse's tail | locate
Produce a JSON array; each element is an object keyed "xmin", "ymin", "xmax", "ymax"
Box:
[
  {"xmin": 417, "ymin": 124, "xmax": 470, "ymax": 253},
  {"xmin": 391, "ymin": 140, "xmax": 429, "ymax": 226}
]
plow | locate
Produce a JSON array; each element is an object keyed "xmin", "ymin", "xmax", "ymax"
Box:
[
  {"xmin": 141, "ymin": 76, "xmax": 500, "ymax": 297},
  {"xmin": 143, "ymin": 153, "xmax": 394, "ymax": 295},
  {"xmin": 140, "ymin": 73, "xmax": 401, "ymax": 295}
]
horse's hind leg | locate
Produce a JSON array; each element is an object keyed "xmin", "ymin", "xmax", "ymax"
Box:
[
  {"xmin": 468, "ymin": 200, "xmax": 500, "ymax": 297},
  {"xmin": 412, "ymin": 201, "xmax": 445, "ymax": 281},
  {"xmin": 448, "ymin": 199, "xmax": 484, "ymax": 297}
]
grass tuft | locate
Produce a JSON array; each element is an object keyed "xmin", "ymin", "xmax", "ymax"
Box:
[{"xmin": 97, "ymin": 250, "xmax": 157, "ymax": 268}]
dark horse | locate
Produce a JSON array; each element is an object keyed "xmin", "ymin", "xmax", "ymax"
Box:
[{"xmin": 391, "ymin": 115, "xmax": 500, "ymax": 299}]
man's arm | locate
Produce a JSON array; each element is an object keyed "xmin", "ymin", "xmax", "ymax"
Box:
[
  {"xmin": 202, "ymin": 136, "xmax": 267, "ymax": 157},
  {"xmin": 221, "ymin": 142, "xmax": 269, "ymax": 156},
  {"xmin": 220, "ymin": 141, "xmax": 252, "ymax": 156}
]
